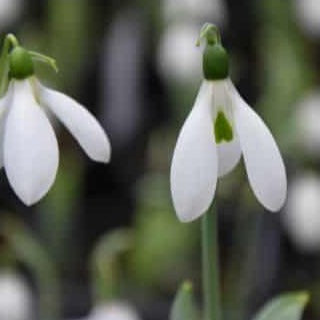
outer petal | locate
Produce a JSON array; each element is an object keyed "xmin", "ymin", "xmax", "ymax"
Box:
[
  {"xmin": 230, "ymin": 81, "xmax": 287, "ymax": 211},
  {"xmin": 0, "ymin": 83, "xmax": 14, "ymax": 168},
  {"xmin": 37, "ymin": 81, "xmax": 111, "ymax": 163},
  {"xmin": 170, "ymin": 81, "xmax": 218, "ymax": 222},
  {"xmin": 217, "ymin": 134, "xmax": 241, "ymax": 177},
  {"xmin": 4, "ymin": 80, "xmax": 59, "ymax": 205}
]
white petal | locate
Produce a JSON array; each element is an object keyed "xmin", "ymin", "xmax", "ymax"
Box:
[
  {"xmin": 217, "ymin": 134, "xmax": 241, "ymax": 177},
  {"xmin": 4, "ymin": 79, "xmax": 59, "ymax": 205},
  {"xmin": 170, "ymin": 81, "xmax": 218, "ymax": 222},
  {"xmin": 37, "ymin": 81, "xmax": 111, "ymax": 163},
  {"xmin": 231, "ymin": 82, "xmax": 287, "ymax": 211},
  {"xmin": 0, "ymin": 84, "xmax": 14, "ymax": 168}
]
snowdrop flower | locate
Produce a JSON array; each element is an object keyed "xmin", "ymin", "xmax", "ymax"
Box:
[
  {"xmin": 163, "ymin": 0, "xmax": 227, "ymax": 27},
  {"xmin": 158, "ymin": 23, "xmax": 202, "ymax": 83},
  {"xmin": 296, "ymin": 90, "xmax": 320, "ymax": 156},
  {"xmin": 0, "ymin": 0, "xmax": 23, "ymax": 30},
  {"xmin": 88, "ymin": 302, "xmax": 141, "ymax": 320},
  {"xmin": 295, "ymin": 0, "xmax": 320, "ymax": 38},
  {"xmin": 170, "ymin": 24, "xmax": 287, "ymax": 222},
  {"xmin": 284, "ymin": 173, "xmax": 320, "ymax": 252},
  {"xmin": 0, "ymin": 272, "xmax": 33, "ymax": 320},
  {"xmin": 0, "ymin": 37, "xmax": 111, "ymax": 205}
]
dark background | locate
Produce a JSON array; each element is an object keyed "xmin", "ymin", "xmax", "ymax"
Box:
[{"xmin": 0, "ymin": 0, "xmax": 319, "ymax": 319}]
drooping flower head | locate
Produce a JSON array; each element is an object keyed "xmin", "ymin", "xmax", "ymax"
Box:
[
  {"xmin": 0, "ymin": 34, "xmax": 111, "ymax": 205},
  {"xmin": 170, "ymin": 23, "xmax": 287, "ymax": 222}
]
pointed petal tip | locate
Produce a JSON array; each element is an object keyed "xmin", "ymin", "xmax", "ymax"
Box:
[
  {"xmin": 172, "ymin": 188, "xmax": 211, "ymax": 223},
  {"xmin": 88, "ymin": 140, "xmax": 112, "ymax": 164},
  {"xmin": 176, "ymin": 209, "xmax": 206, "ymax": 223},
  {"xmin": 14, "ymin": 185, "xmax": 52, "ymax": 206},
  {"xmin": 20, "ymin": 195, "xmax": 40, "ymax": 207},
  {"xmin": 262, "ymin": 187, "xmax": 287, "ymax": 213}
]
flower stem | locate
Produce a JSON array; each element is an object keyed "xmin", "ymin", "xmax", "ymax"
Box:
[
  {"xmin": 28, "ymin": 51, "xmax": 59, "ymax": 72},
  {"xmin": 0, "ymin": 34, "xmax": 20, "ymax": 96},
  {"xmin": 202, "ymin": 203, "xmax": 221, "ymax": 320}
]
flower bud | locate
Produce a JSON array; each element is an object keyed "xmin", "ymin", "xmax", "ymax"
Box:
[
  {"xmin": 203, "ymin": 43, "xmax": 229, "ymax": 80},
  {"xmin": 9, "ymin": 47, "xmax": 34, "ymax": 79}
]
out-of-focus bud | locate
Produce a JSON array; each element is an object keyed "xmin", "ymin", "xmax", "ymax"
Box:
[
  {"xmin": 283, "ymin": 173, "xmax": 320, "ymax": 252},
  {"xmin": 158, "ymin": 23, "xmax": 202, "ymax": 83},
  {"xmin": 0, "ymin": 272, "xmax": 33, "ymax": 320},
  {"xmin": 296, "ymin": 90, "xmax": 320, "ymax": 157},
  {"xmin": 162, "ymin": 0, "xmax": 227, "ymax": 27},
  {"xmin": 88, "ymin": 302, "xmax": 141, "ymax": 320},
  {"xmin": 294, "ymin": 0, "xmax": 320, "ymax": 38},
  {"xmin": 0, "ymin": 0, "xmax": 23, "ymax": 30}
]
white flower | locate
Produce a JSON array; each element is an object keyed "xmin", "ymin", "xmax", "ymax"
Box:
[
  {"xmin": 88, "ymin": 302, "xmax": 141, "ymax": 320},
  {"xmin": 283, "ymin": 173, "xmax": 320, "ymax": 252},
  {"xmin": 0, "ymin": 0, "xmax": 23, "ymax": 30},
  {"xmin": 162, "ymin": 0, "xmax": 227, "ymax": 27},
  {"xmin": 0, "ymin": 77, "xmax": 111, "ymax": 205},
  {"xmin": 294, "ymin": 0, "xmax": 320, "ymax": 38},
  {"xmin": 0, "ymin": 272, "xmax": 33, "ymax": 320},
  {"xmin": 170, "ymin": 79, "xmax": 287, "ymax": 222},
  {"xmin": 296, "ymin": 90, "xmax": 320, "ymax": 156},
  {"xmin": 158, "ymin": 23, "xmax": 202, "ymax": 83}
]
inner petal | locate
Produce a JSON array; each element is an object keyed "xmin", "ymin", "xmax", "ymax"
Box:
[{"xmin": 210, "ymin": 80, "xmax": 241, "ymax": 177}]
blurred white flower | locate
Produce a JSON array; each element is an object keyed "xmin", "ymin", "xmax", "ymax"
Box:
[
  {"xmin": 163, "ymin": 0, "xmax": 227, "ymax": 26},
  {"xmin": 158, "ymin": 23, "xmax": 202, "ymax": 83},
  {"xmin": 0, "ymin": 272, "xmax": 33, "ymax": 320},
  {"xmin": 283, "ymin": 173, "xmax": 320, "ymax": 252},
  {"xmin": 171, "ymin": 79, "xmax": 287, "ymax": 222},
  {"xmin": 0, "ymin": 0, "xmax": 23, "ymax": 29},
  {"xmin": 294, "ymin": 0, "xmax": 320, "ymax": 37},
  {"xmin": 88, "ymin": 302, "xmax": 141, "ymax": 320},
  {"xmin": 1, "ymin": 77, "xmax": 111, "ymax": 205},
  {"xmin": 296, "ymin": 90, "xmax": 320, "ymax": 156}
]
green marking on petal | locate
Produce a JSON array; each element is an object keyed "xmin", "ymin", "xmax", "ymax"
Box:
[{"xmin": 214, "ymin": 111, "xmax": 233, "ymax": 143}]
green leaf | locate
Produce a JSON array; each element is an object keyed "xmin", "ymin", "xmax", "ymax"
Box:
[
  {"xmin": 252, "ymin": 292, "xmax": 309, "ymax": 320},
  {"xmin": 90, "ymin": 228, "xmax": 133, "ymax": 302},
  {"xmin": 170, "ymin": 281, "xmax": 198, "ymax": 320}
]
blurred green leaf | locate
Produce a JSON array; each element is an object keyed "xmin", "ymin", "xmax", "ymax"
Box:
[
  {"xmin": 170, "ymin": 281, "xmax": 198, "ymax": 320},
  {"xmin": 90, "ymin": 228, "xmax": 133, "ymax": 302},
  {"xmin": 252, "ymin": 292, "xmax": 309, "ymax": 320}
]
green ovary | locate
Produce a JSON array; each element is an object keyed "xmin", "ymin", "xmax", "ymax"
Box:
[{"xmin": 214, "ymin": 111, "xmax": 233, "ymax": 143}]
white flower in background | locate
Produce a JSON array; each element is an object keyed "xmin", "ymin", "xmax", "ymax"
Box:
[
  {"xmin": 296, "ymin": 90, "xmax": 320, "ymax": 156},
  {"xmin": 0, "ymin": 45, "xmax": 111, "ymax": 205},
  {"xmin": 158, "ymin": 23, "xmax": 202, "ymax": 83},
  {"xmin": 88, "ymin": 303, "xmax": 141, "ymax": 320},
  {"xmin": 170, "ymin": 24, "xmax": 287, "ymax": 222},
  {"xmin": 0, "ymin": 272, "xmax": 33, "ymax": 320},
  {"xmin": 0, "ymin": 0, "xmax": 23, "ymax": 29},
  {"xmin": 295, "ymin": 0, "xmax": 320, "ymax": 38},
  {"xmin": 284, "ymin": 173, "xmax": 320, "ymax": 252},
  {"xmin": 163, "ymin": 0, "xmax": 227, "ymax": 26}
]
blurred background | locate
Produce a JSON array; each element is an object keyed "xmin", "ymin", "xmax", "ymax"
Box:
[{"xmin": 0, "ymin": 0, "xmax": 320, "ymax": 319}]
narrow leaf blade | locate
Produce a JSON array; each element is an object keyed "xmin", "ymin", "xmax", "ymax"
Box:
[
  {"xmin": 253, "ymin": 292, "xmax": 309, "ymax": 320},
  {"xmin": 170, "ymin": 281, "xmax": 198, "ymax": 320}
]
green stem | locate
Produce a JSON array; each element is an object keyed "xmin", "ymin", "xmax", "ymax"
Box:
[
  {"xmin": 28, "ymin": 51, "xmax": 59, "ymax": 72},
  {"xmin": 202, "ymin": 204, "xmax": 221, "ymax": 320},
  {"xmin": 0, "ymin": 34, "xmax": 19, "ymax": 96}
]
